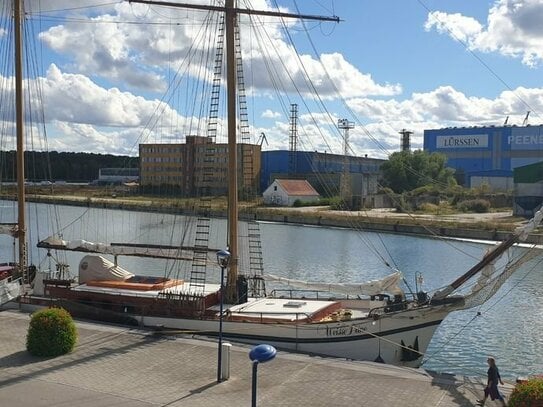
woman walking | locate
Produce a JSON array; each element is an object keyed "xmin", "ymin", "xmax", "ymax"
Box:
[{"xmin": 477, "ymin": 356, "xmax": 506, "ymax": 406}]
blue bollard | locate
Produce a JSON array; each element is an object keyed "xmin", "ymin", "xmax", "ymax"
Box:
[{"xmin": 249, "ymin": 344, "xmax": 277, "ymax": 407}]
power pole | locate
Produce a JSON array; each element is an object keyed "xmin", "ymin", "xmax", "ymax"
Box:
[
  {"xmin": 399, "ymin": 129, "xmax": 412, "ymax": 152},
  {"xmin": 338, "ymin": 119, "xmax": 354, "ymax": 206},
  {"xmin": 288, "ymin": 104, "xmax": 298, "ymax": 176}
]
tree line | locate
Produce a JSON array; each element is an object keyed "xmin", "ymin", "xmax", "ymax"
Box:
[{"xmin": 0, "ymin": 151, "xmax": 137, "ymax": 182}]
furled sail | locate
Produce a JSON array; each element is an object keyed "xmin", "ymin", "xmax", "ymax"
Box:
[
  {"xmin": 38, "ymin": 236, "xmax": 211, "ymax": 261},
  {"xmin": 0, "ymin": 279, "xmax": 21, "ymax": 305},
  {"xmin": 264, "ymin": 271, "xmax": 404, "ymax": 296},
  {"xmin": 78, "ymin": 255, "xmax": 134, "ymax": 284},
  {"xmin": 0, "ymin": 224, "xmax": 17, "ymax": 237}
]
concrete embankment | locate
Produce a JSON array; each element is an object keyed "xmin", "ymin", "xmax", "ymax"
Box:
[{"xmin": 17, "ymin": 194, "xmax": 543, "ymax": 245}]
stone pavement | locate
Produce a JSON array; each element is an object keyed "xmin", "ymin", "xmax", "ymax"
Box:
[{"xmin": 0, "ymin": 310, "xmax": 512, "ymax": 407}]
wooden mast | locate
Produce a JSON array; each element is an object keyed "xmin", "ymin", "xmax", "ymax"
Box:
[
  {"xmin": 224, "ymin": 0, "xmax": 239, "ymax": 303},
  {"xmin": 14, "ymin": 0, "xmax": 27, "ymax": 282},
  {"xmin": 127, "ymin": 0, "xmax": 339, "ymax": 303}
]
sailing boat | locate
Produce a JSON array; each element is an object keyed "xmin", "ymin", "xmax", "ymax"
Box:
[{"xmin": 10, "ymin": 0, "xmax": 543, "ymax": 367}]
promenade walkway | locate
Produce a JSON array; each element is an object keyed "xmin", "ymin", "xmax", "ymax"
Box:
[{"xmin": 0, "ymin": 310, "xmax": 512, "ymax": 406}]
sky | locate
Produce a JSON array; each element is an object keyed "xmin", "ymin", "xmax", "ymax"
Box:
[{"xmin": 0, "ymin": 0, "xmax": 542, "ymax": 159}]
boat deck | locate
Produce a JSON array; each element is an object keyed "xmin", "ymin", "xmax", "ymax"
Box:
[{"xmin": 219, "ymin": 297, "xmax": 344, "ymax": 322}]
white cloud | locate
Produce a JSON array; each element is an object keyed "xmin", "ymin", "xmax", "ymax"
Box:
[
  {"xmin": 345, "ymin": 84, "xmax": 543, "ymax": 157},
  {"xmin": 40, "ymin": 64, "xmax": 183, "ymax": 129},
  {"xmin": 425, "ymin": 0, "xmax": 543, "ymax": 67},
  {"xmin": 36, "ymin": 1, "xmax": 397, "ymax": 99},
  {"xmin": 261, "ymin": 109, "xmax": 281, "ymax": 119}
]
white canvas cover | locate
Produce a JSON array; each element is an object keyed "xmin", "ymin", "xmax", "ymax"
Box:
[
  {"xmin": 0, "ymin": 224, "xmax": 17, "ymax": 236},
  {"xmin": 79, "ymin": 255, "xmax": 134, "ymax": 284},
  {"xmin": 264, "ymin": 271, "xmax": 404, "ymax": 296},
  {"xmin": 0, "ymin": 279, "xmax": 21, "ymax": 305}
]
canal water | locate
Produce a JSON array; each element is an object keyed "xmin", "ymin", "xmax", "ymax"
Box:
[{"xmin": 1, "ymin": 200, "xmax": 542, "ymax": 379}]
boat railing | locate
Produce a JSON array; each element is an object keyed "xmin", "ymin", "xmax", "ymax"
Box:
[
  {"xmin": 269, "ymin": 288, "xmax": 350, "ymax": 300},
  {"xmin": 368, "ymin": 299, "xmax": 409, "ymax": 317},
  {"xmin": 228, "ymin": 309, "xmax": 313, "ymax": 323}
]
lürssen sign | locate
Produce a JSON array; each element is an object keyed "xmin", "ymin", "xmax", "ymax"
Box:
[{"xmin": 437, "ymin": 134, "xmax": 488, "ymax": 148}]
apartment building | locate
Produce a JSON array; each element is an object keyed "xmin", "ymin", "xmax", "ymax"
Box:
[{"xmin": 139, "ymin": 136, "xmax": 261, "ymax": 197}]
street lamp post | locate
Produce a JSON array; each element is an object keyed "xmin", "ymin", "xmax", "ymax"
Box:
[
  {"xmin": 216, "ymin": 249, "xmax": 230, "ymax": 383},
  {"xmin": 249, "ymin": 344, "xmax": 277, "ymax": 407}
]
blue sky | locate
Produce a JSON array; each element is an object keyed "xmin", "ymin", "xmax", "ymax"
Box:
[{"xmin": 1, "ymin": 0, "xmax": 542, "ymax": 158}]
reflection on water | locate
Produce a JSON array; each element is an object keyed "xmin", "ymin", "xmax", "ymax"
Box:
[{"xmin": 1, "ymin": 200, "xmax": 542, "ymax": 379}]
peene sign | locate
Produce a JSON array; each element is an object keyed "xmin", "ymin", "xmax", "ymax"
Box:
[
  {"xmin": 508, "ymin": 134, "xmax": 543, "ymax": 145},
  {"xmin": 436, "ymin": 134, "xmax": 488, "ymax": 149}
]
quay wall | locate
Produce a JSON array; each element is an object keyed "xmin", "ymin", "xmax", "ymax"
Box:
[{"xmin": 15, "ymin": 195, "xmax": 543, "ymax": 245}]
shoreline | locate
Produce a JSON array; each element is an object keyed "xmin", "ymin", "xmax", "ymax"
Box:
[{"xmin": 12, "ymin": 193, "xmax": 543, "ymax": 245}]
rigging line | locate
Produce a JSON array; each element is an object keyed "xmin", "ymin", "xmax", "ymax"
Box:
[
  {"xmin": 364, "ymin": 184, "xmax": 486, "ymax": 262},
  {"xmin": 423, "ymin": 253, "xmax": 543, "ymax": 370},
  {"xmin": 57, "ymin": 207, "xmax": 92, "ymax": 234},
  {"xmin": 289, "ymin": 4, "xmax": 422, "ymax": 163},
  {"xmin": 27, "ymin": 1, "xmax": 121, "ymax": 14},
  {"xmin": 416, "ymin": 0, "xmax": 540, "ymax": 121},
  {"xmin": 277, "ymin": 17, "xmax": 342, "ymax": 153},
  {"xmin": 250, "ymin": 15, "xmax": 365, "ymax": 222},
  {"xmin": 291, "ymin": 3, "xmax": 392, "ymax": 158},
  {"xmin": 249, "ymin": 5, "xmax": 338, "ymax": 155},
  {"xmin": 123, "ymin": 9, "xmax": 213, "ymax": 152},
  {"xmin": 478, "ymin": 250, "xmax": 543, "ymax": 314},
  {"xmin": 27, "ymin": 14, "xmax": 218, "ymax": 27},
  {"xmin": 422, "ymin": 313, "xmax": 483, "ymax": 366}
]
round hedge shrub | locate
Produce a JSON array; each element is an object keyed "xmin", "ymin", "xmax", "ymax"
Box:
[
  {"xmin": 26, "ymin": 307, "xmax": 77, "ymax": 357},
  {"xmin": 508, "ymin": 377, "xmax": 543, "ymax": 407}
]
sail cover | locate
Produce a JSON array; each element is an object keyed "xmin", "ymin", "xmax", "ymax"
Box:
[
  {"xmin": 264, "ymin": 271, "xmax": 404, "ymax": 296},
  {"xmin": 79, "ymin": 255, "xmax": 134, "ymax": 284},
  {"xmin": 0, "ymin": 279, "xmax": 21, "ymax": 305},
  {"xmin": 0, "ymin": 224, "xmax": 17, "ymax": 237}
]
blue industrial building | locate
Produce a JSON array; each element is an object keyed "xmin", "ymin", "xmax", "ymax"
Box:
[
  {"xmin": 424, "ymin": 125, "xmax": 543, "ymax": 189},
  {"xmin": 261, "ymin": 150, "xmax": 384, "ymax": 197}
]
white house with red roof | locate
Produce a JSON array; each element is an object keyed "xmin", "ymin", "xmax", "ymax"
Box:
[{"xmin": 263, "ymin": 179, "xmax": 320, "ymax": 206}]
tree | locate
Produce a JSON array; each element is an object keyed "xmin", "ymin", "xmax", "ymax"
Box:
[{"xmin": 381, "ymin": 150, "xmax": 456, "ymax": 193}]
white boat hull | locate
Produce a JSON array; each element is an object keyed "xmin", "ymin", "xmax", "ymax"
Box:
[{"xmin": 139, "ymin": 304, "xmax": 454, "ymax": 367}]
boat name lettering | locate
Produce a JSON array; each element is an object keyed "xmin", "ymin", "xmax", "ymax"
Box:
[{"xmin": 326, "ymin": 324, "xmax": 366, "ymax": 337}]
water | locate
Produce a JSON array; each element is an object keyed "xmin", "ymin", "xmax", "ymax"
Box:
[{"xmin": 1, "ymin": 200, "xmax": 542, "ymax": 379}]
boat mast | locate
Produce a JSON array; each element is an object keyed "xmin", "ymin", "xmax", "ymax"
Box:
[
  {"xmin": 224, "ymin": 0, "xmax": 239, "ymax": 303},
  {"xmin": 14, "ymin": 0, "xmax": 27, "ymax": 281},
  {"xmin": 127, "ymin": 0, "xmax": 339, "ymax": 303}
]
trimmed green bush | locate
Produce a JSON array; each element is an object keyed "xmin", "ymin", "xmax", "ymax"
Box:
[
  {"xmin": 509, "ymin": 377, "xmax": 543, "ymax": 407},
  {"xmin": 26, "ymin": 308, "xmax": 77, "ymax": 357}
]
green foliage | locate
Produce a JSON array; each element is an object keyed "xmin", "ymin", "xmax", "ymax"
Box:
[
  {"xmin": 509, "ymin": 377, "xmax": 543, "ymax": 407},
  {"xmin": 292, "ymin": 199, "xmax": 326, "ymax": 207},
  {"xmin": 381, "ymin": 150, "xmax": 457, "ymax": 193},
  {"xmin": 394, "ymin": 195, "xmax": 412, "ymax": 213},
  {"xmin": 457, "ymin": 199, "xmax": 491, "ymax": 213},
  {"xmin": 26, "ymin": 308, "xmax": 77, "ymax": 357},
  {"xmin": 410, "ymin": 184, "xmax": 440, "ymax": 197},
  {"xmin": 0, "ymin": 150, "xmax": 137, "ymax": 183},
  {"xmin": 377, "ymin": 186, "xmax": 394, "ymax": 195}
]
